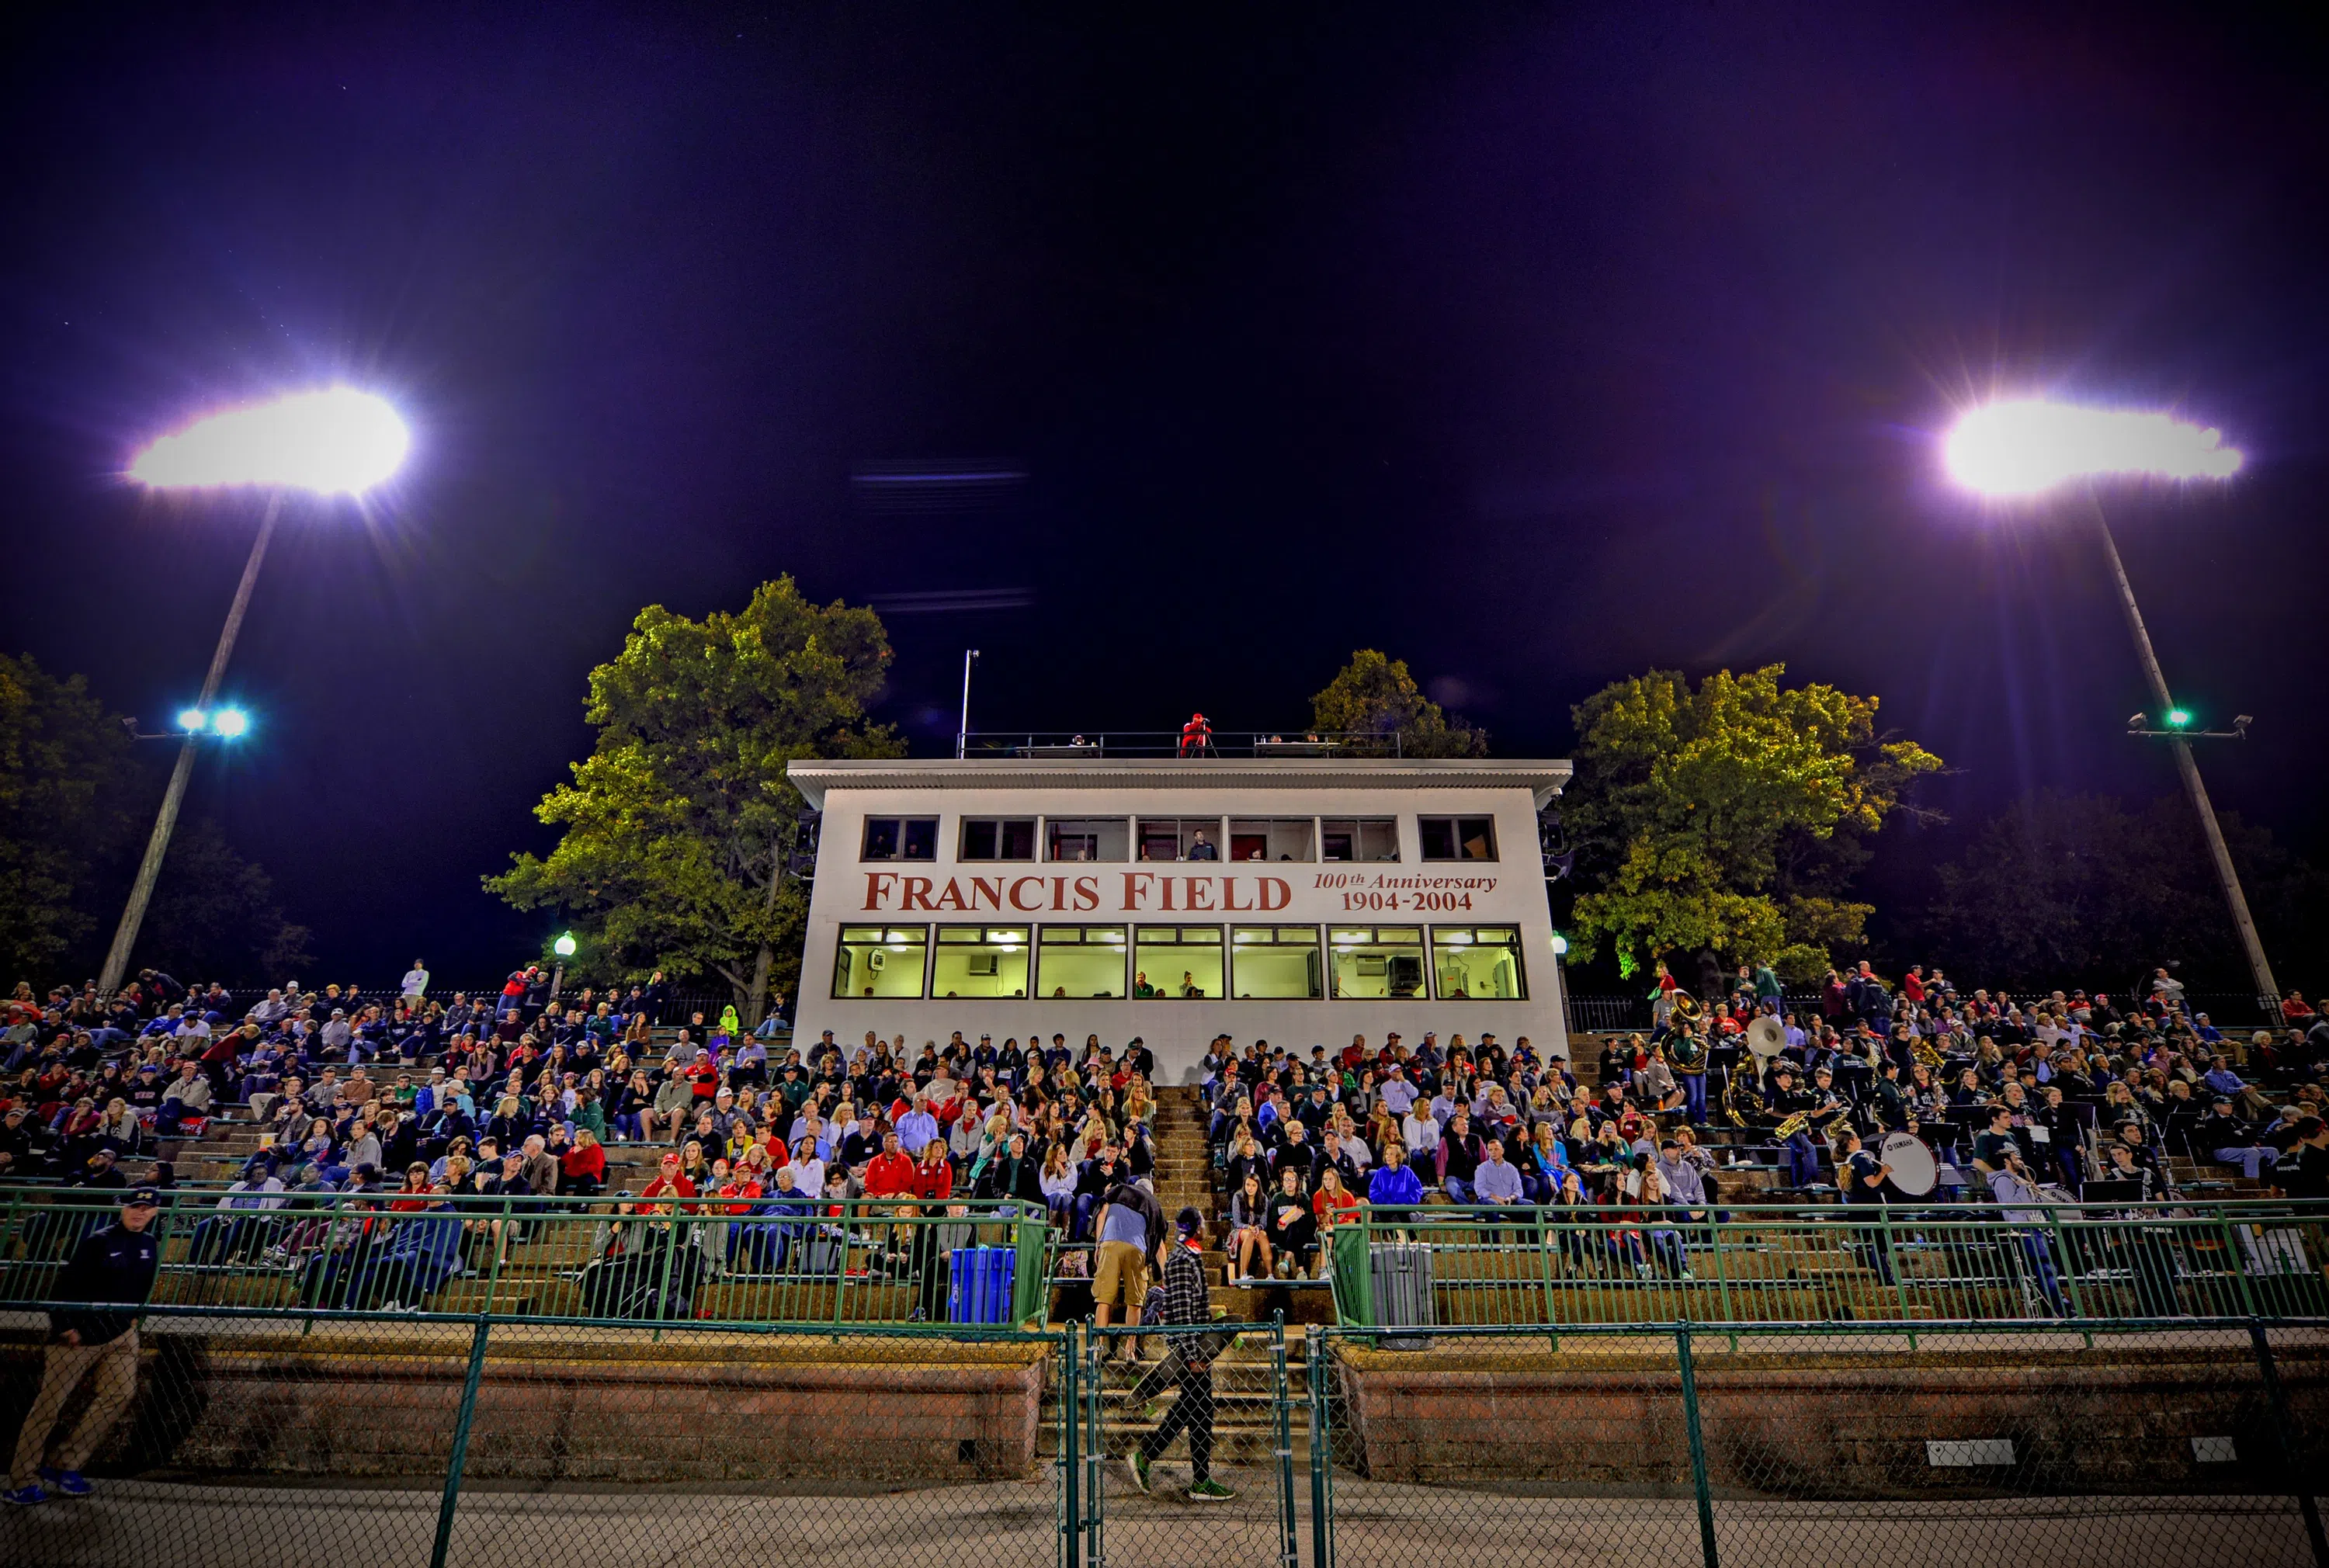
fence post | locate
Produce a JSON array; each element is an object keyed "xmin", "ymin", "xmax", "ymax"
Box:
[
  {"xmin": 2248, "ymin": 1318, "xmax": 2329, "ymax": 1568},
  {"xmin": 1307, "ymin": 1326, "xmax": 1332, "ymax": 1568},
  {"xmin": 1270, "ymin": 1316, "xmax": 1298, "ymax": 1568},
  {"xmin": 429, "ymin": 1313, "xmax": 494, "ymax": 1568},
  {"xmin": 1061, "ymin": 1326, "xmax": 1081, "ymax": 1568},
  {"xmin": 1675, "ymin": 1321, "xmax": 1720, "ymax": 1568}
]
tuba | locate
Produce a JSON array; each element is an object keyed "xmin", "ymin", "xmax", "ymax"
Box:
[
  {"xmin": 1668, "ymin": 1029, "xmax": 1707, "ymax": 1074},
  {"xmin": 1723, "ymin": 1062, "xmax": 1762, "ymax": 1129},
  {"xmin": 1669, "ymin": 991, "xmax": 1704, "ymax": 1027}
]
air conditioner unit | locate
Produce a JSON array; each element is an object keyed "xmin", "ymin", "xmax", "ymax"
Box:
[{"xmin": 967, "ymin": 955, "xmax": 1000, "ymax": 977}]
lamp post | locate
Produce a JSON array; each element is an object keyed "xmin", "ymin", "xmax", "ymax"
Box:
[
  {"xmin": 552, "ymin": 931, "xmax": 578, "ymax": 1001},
  {"xmin": 98, "ymin": 388, "xmax": 411, "ymax": 995},
  {"xmin": 956, "ymin": 648, "xmax": 981, "ymax": 760},
  {"xmin": 1943, "ymin": 397, "xmax": 2279, "ymax": 1019}
]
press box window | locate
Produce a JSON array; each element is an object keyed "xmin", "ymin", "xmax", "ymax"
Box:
[
  {"xmin": 1046, "ymin": 817, "xmax": 1128, "ymax": 863},
  {"xmin": 1432, "ymin": 926, "xmax": 1526, "ymax": 1001},
  {"xmin": 1137, "ymin": 817, "xmax": 1226, "ymax": 862},
  {"xmin": 931, "ymin": 924, "xmax": 1031, "ymax": 999},
  {"xmin": 1321, "ymin": 818, "xmax": 1400, "ymax": 862},
  {"xmin": 1228, "ymin": 818, "xmax": 1315, "ymax": 863},
  {"xmin": 1036, "ymin": 926, "xmax": 1127, "ymax": 998},
  {"xmin": 1328, "ymin": 925, "xmax": 1425, "ymax": 1000},
  {"xmin": 1231, "ymin": 926, "xmax": 1323, "ymax": 999},
  {"xmin": 1418, "ymin": 816, "xmax": 1496, "ymax": 862},
  {"xmin": 831, "ymin": 925, "xmax": 928, "ymax": 999},
  {"xmin": 960, "ymin": 818, "xmax": 1036, "ymax": 861},
  {"xmin": 1133, "ymin": 926, "xmax": 1224, "ymax": 998},
  {"xmin": 862, "ymin": 817, "xmax": 939, "ymax": 861}
]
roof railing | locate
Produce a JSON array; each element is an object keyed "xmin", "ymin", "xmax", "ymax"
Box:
[{"xmin": 957, "ymin": 730, "xmax": 1401, "ymax": 758}]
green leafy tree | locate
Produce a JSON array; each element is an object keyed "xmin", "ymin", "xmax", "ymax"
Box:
[
  {"xmin": 1310, "ymin": 650, "xmax": 1486, "ymax": 758},
  {"xmin": 1564, "ymin": 665, "xmax": 1941, "ymax": 982},
  {"xmin": 1920, "ymin": 791, "xmax": 2327, "ymax": 992},
  {"xmin": 486, "ymin": 576, "xmax": 902, "ymax": 1023},
  {"xmin": 136, "ymin": 819, "xmax": 314, "ymax": 981},
  {"xmin": 0, "ymin": 653, "xmax": 133, "ymax": 979}
]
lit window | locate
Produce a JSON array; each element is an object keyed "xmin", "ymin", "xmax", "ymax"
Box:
[
  {"xmin": 1432, "ymin": 926, "xmax": 1526, "ymax": 1000},
  {"xmin": 1327, "ymin": 925, "xmax": 1425, "ymax": 1000},
  {"xmin": 1035, "ymin": 926, "xmax": 1128, "ymax": 998},
  {"xmin": 1133, "ymin": 926, "xmax": 1224, "ymax": 998},
  {"xmin": 831, "ymin": 925, "xmax": 928, "ymax": 998},
  {"xmin": 862, "ymin": 817, "xmax": 939, "ymax": 861},
  {"xmin": 930, "ymin": 924, "xmax": 1032, "ymax": 998},
  {"xmin": 1418, "ymin": 817, "xmax": 1496, "ymax": 862},
  {"xmin": 1230, "ymin": 925, "xmax": 1323, "ymax": 999}
]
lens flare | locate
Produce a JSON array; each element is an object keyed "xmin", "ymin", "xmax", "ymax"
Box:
[
  {"xmin": 1943, "ymin": 400, "xmax": 2243, "ymax": 498},
  {"xmin": 130, "ymin": 387, "xmax": 411, "ymax": 494},
  {"xmin": 210, "ymin": 709, "xmax": 251, "ymax": 738}
]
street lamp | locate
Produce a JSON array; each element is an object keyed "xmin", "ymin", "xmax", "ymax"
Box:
[
  {"xmin": 98, "ymin": 387, "xmax": 411, "ymax": 994},
  {"xmin": 552, "ymin": 931, "xmax": 578, "ymax": 1001},
  {"xmin": 1943, "ymin": 396, "xmax": 2279, "ymax": 1019}
]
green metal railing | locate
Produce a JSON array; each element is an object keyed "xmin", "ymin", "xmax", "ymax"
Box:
[
  {"xmin": 1329, "ymin": 1198, "xmax": 2329, "ymax": 1328},
  {"xmin": 0, "ymin": 1186, "xmax": 1052, "ymax": 1327}
]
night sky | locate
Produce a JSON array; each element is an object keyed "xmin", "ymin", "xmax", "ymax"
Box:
[{"xmin": 3, "ymin": 5, "xmax": 2324, "ymax": 986}]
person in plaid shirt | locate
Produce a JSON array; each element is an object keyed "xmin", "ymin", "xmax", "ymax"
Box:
[{"xmin": 1127, "ymin": 1206, "xmax": 1234, "ymax": 1501}]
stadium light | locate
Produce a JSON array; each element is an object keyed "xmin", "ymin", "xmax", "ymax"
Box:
[
  {"xmin": 554, "ymin": 931, "xmax": 578, "ymax": 959},
  {"xmin": 1942, "ymin": 399, "xmax": 2242, "ymax": 498},
  {"xmin": 99, "ymin": 387, "xmax": 415, "ymax": 996},
  {"xmin": 1940, "ymin": 394, "xmax": 2279, "ymax": 1018}
]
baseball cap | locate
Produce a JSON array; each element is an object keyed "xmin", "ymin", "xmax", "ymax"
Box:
[
  {"xmin": 1174, "ymin": 1205, "xmax": 1204, "ymax": 1236},
  {"xmin": 126, "ymin": 1188, "xmax": 160, "ymax": 1208}
]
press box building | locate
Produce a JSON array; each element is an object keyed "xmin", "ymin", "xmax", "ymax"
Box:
[{"xmin": 786, "ymin": 753, "xmax": 1574, "ymax": 1083}]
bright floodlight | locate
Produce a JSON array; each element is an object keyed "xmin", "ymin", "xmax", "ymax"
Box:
[
  {"xmin": 1943, "ymin": 399, "xmax": 2243, "ymax": 498},
  {"xmin": 210, "ymin": 709, "xmax": 250, "ymax": 738},
  {"xmin": 130, "ymin": 387, "xmax": 410, "ymax": 494},
  {"xmin": 554, "ymin": 931, "xmax": 578, "ymax": 958},
  {"xmin": 177, "ymin": 708, "xmax": 208, "ymax": 732}
]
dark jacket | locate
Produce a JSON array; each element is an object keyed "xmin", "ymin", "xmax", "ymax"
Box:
[{"xmin": 50, "ymin": 1219, "xmax": 160, "ymax": 1344}]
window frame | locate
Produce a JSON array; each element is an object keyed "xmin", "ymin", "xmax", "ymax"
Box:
[
  {"xmin": 1044, "ymin": 817, "xmax": 1130, "ymax": 864},
  {"xmin": 831, "ymin": 924, "xmax": 932, "ymax": 999},
  {"xmin": 1325, "ymin": 924, "xmax": 1428, "ymax": 1001},
  {"xmin": 1131, "ymin": 924, "xmax": 1227, "ymax": 1000},
  {"xmin": 1229, "ymin": 924, "xmax": 1324, "ymax": 1000},
  {"xmin": 1429, "ymin": 924, "xmax": 1529, "ymax": 1001},
  {"xmin": 959, "ymin": 817, "xmax": 1038, "ymax": 862},
  {"xmin": 1320, "ymin": 817, "xmax": 1401, "ymax": 863},
  {"xmin": 861, "ymin": 817, "xmax": 940, "ymax": 862},
  {"xmin": 928, "ymin": 923, "xmax": 1034, "ymax": 1000},
  {"xmin": 1417, "ymin": 815, "xmax": 1498, "ymax": 862},
  {"xmin": 1034, "ymin": 924, "xmax": 1130, "ymax": 999}
]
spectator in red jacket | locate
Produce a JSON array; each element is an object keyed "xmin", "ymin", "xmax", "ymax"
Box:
[
  {"xmin": 560, "ymin": 1129, "xmax": 606, "ymax": 1196},
  {"xmin": 908, "ymin": 1139, "xmax": 953, "ymax": 1203},
  {"xmin": 863, "ymin": 1133, "xmax": 916, "ymax": 1199}
]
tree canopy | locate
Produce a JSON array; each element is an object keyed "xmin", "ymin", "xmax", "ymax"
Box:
[
  {"xmin": 486, "ymin": 576, "xmax": 902, "ymax": 1021},
  {"xmin": 0, "ymin": 651, "xmax": 310, "ymax": 987},
  {"xmin": 1310, "ymin": 650, "xmax": 1486, "ymax": 758},
  {"xmin": 1920, "ymin": 790, "xmax": 2328, "ymax": 993},
  {"xmin": 1563, "ymin": 664, "xmax": 1941, "ymax": 983}
]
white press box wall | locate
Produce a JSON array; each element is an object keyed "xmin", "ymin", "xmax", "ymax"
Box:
[{"xmin": 786, "ymin": 757, "xmax": 1573, "ymax": 1084}]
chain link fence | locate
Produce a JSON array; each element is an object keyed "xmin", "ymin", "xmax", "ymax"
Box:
[{"xmin": 1307, "ymin": 1318, "xmax": 2329, "ymax": 1568}]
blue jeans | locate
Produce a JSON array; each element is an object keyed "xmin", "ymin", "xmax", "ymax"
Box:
[
  {"xmin": 1781, "ymin": 1133, "xmax": 1819, "ymax": 1189},
  {"xmin": 1443, "ymin": 1176, "xmax": 1475, "ymax": 1204},
  {"xmin": 1681, "ymin": 1074, "xmax": 1707, "ymax": 1124}
]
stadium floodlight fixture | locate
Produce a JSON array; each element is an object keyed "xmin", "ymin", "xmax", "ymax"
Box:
[
  {"xmin": 100, "ymin": 385, "xmax": 416, "ymax": 997},
  {"xmin": 210, "ymin": 708, "xmax": 250, "ymax": 738},
  {"xmin": 1942, "ymin": 399, "xmax": 2242, "ymax": 498},
  {"xmin": 129, "ymin": 387, "xmax": 410, "ymax": 495},
  {"xmin": 177, "ymin": 707, "xmax": 209, "ymax": 732},
  {"xmin": 1937, "ymin": 391, "xmax": 2279, "ymax": 1018}
]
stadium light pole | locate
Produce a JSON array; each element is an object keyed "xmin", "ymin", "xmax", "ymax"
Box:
[
  {"xmin": 1942, "ymin": 397, "xmax": 2279, "ymax": 1019},
  {"xmin": 98, "ymin": 388, "xmax": 411, "ymax": 995}
]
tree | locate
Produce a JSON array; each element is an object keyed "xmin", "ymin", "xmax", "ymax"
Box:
[
  {"xmin": 1563, "ymin": 665, "xmax": 1941, "ymax": 983},
  {"xmin": 1310, "ymin": 650, "xmax": 1486, "ymax": 758},
  {"xmin": 486, "ymin": 576, "xmax": 903, "ymax": 1023},
  {"xmin": 1919, "ymin": 791, "xmax": 2329, "ymax": 994},
  {"xmin": 0, "ymin": 653, "xmax": 133, "ymax": 980},
  {"xmin": 135, "ymin": 819, "xmax": 314, "ymax": 981}
]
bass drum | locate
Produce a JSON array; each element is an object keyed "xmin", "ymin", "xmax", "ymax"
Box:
[{"xmin": 1879, "ymin": 1132, "xmax": 1939, "ymax": 1199}]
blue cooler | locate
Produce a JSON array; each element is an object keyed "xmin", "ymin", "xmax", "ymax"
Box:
[{"xmin": 947, "ymin": 1244, "xmax": 1019, "ymax": 1323}]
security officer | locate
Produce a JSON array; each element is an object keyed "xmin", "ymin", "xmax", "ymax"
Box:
[{"xmin": 7, "ymin": 1188, "xmax": 162, "ymax": 1505}]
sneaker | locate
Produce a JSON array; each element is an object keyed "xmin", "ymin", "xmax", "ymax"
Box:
[
  {"xmin": 1187, "ymin": 1478, "xmax": 1237, "ymax": 1501},
  {"xmin": 3, "ymin": 1485, "xmax": 46, "ymax": 1507},
  {"xmin": 1128, "ymin": 1451, "xmax": 1152, "ymax": 1494},
  {"xmin": 38, "ymin": 1469, "xmax": 89, "ymax": 1498}
]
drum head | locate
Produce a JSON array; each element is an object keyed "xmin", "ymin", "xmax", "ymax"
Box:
[{"xmin": 1880, "ymin": 1133, "xmax": 1938, "ymax": 1197}]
